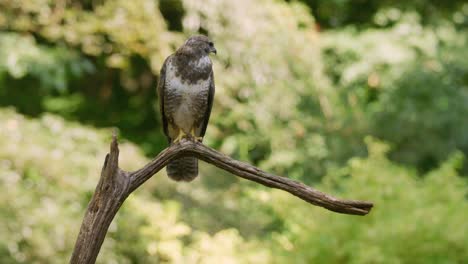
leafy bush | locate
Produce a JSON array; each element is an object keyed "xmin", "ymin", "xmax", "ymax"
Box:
[
  {"xmin": 269, "ymin": 138, "xmax": 468, "ymax": 263},
  {"xmin": 2, "ymin": 0, "xmax": 466, "ymax": 177},
  {"xmin": 0, "ymin": 1, "xmax": 467, "ymax": 262},
  {"xmin": 183, "ymin": 0, "xmax": 335, "ymax": 182},
  {"xmin": 322, "ymin": 18, "xmax": 468, "ymax": 172},
  {"xmin": 0, "ymin": 109, "xmax": 269, "ymax": 263},
  {"xmin": 0, "ymin": 33, "xmax": 93, "ymax": 91}
]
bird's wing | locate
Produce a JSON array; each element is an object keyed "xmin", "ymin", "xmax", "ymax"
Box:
[
  {"xmin": 199, "ymin": 70, "xmax": 215, "ymax": 138},
  {"xmin": 157, "ymin": 56, "xmax": 171, "ymax": 143}
]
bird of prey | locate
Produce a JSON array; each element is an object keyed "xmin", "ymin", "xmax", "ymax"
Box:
[{"xmin": 157, "ymin": 35, "xmax": 216, "ymax": 181}]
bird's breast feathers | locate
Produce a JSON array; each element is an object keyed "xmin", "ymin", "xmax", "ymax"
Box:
[
  {"xmin": 189, "ymin": 56, "xmax": 211, "ymax": 68},
  {"xmin": 164, "ymin": 56, "xmax": 211, "ymax": 134},
  {"xmin": 165, "ymin": 63, "xmax": 210, "ymax": 95}
]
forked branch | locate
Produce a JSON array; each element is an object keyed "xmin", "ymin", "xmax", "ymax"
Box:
[{"xmin": 70, "ymin": 135, "xmax": 373, "ymax": 263}]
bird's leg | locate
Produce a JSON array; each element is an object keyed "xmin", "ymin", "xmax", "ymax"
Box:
[
  {"xmin": 190, "ymin": 128, "xmax": 203, "ymax": 142},
  {"xmin": 173, "ymin": 129, "xmax": 187, "ymax": 143}
]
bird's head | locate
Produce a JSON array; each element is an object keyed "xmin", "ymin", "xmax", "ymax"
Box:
[{"xmin": 183, "ymin": 35, "xmax": 217, "ymax": 56}]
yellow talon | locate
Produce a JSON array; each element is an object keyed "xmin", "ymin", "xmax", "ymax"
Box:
[
  {"xmin": 190, "ymin": 128, "xmax": 203, "ymax": 142},
  {"xmin": 173, "ymin": 129, "xmax": 187, "ymax": 143}
]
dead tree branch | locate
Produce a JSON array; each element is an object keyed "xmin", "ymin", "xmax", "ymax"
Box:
[{"xmin": 70, "ymin": 135, "xmax": 373, "ymax": 263}]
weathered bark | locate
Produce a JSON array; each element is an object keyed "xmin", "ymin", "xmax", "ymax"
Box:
[{"xmin": 70, "ymin": 135, "xmax": 373, "ymax": 263}]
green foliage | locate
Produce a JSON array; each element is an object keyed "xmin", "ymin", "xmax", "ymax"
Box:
[
  {"xmin": 1, "ymin": 0, "xmax": 466, "ymax": 177},
  {"xmin": 0, "ymin": 0, "xmax": 174, "ymax": 155},
  {"xmin": 0, "ymin": 0, "xmax": 172, "ymax": 71},
  {"xmin": 322, "ymin": 18, "xmax": 468, "ymax": 171},
  {"xmin": 183, "ymin": 0, "xmax": 337, "ymax": 181},
  {"xmin": 270, "ymin": 138, "xmax": 468, "ymax": 263},
  {"xmin": 0, "ymin": 0, "xmax": 467, "ymax": 262},
  {"xmin": 0, "ymin": 109, "xmax": 269, "ymax": 263},
  {"xmin": 2, "ymin": 108, "xmax": 466, "ymax": 263},
  {"xmin": 0, "ymin": 33, "xmax": 93, "ymax": 90},
  {"xmin": 293, "ymin": 0, "xmax": 467, "ymax": 28}
]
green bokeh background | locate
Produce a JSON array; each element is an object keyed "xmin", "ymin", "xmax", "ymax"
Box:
[{"xmin": 0, "ymin": 0, "xmax": 467, "ymax": 263}]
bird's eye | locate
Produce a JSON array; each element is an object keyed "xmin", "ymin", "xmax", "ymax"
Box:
[{"xmin": 208, "ymin": 42, "xmax": 214, "ymax": 47}]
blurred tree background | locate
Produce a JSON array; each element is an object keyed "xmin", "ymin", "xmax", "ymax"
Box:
[{"xmin": 0, "ymin": 0, "xmax": 467, "ymax": 263}]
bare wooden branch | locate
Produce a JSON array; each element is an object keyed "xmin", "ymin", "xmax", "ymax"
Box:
[{"xmin": 70, "ymin": 136, "xmax": 373, "ymax": 263}]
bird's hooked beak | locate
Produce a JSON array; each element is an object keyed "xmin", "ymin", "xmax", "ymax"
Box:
[{"xmin": 210, "ymin": 47, "xmax": 217, "ymax": 55}]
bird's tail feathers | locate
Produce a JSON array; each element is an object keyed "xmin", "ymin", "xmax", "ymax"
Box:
[{"xmin": 166, "ymin": 157, "xmax": 198, "ymax": 182}]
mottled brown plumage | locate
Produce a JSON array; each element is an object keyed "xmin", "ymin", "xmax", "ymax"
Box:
[{"xmin": 157, "ymin": 35, "xmax": 216, "ymax": 181}]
